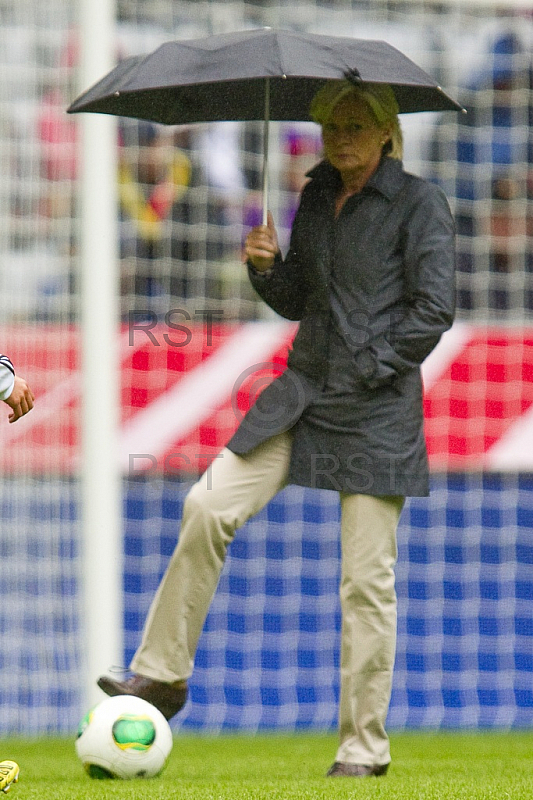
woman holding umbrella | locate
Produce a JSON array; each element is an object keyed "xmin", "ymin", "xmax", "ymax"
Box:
[{"xmin": 99, "ymin": 79, "xmax": 456, "ymax": 777}]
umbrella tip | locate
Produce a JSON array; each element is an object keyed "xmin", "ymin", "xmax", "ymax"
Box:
[{"xmin": 436, "ymin": 84, "xmax": 466, "ymax": 113}]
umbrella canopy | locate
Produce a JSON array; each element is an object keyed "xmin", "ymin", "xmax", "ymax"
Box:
[
  {"xmin": 68, "ymin": 29, "xmax": 463, "ymax": 223},
  {"xmin": 68, "ymin": 28, "xmax": 463, "ymax": 122}
]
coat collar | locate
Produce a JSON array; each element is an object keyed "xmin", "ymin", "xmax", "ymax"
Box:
[{"xmin": 306, "ymin": 156, "xmax": 407, "ymax": 201}]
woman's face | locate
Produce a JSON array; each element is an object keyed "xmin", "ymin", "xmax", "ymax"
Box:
[{"xmin": 321, "ymin": 95, "xmax": 390, "ymax": 180}]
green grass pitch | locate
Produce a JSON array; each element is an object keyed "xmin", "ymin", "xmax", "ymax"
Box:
[{"xmin": 5, "ymin": 730, "xmax": 533, "ymax": 799}]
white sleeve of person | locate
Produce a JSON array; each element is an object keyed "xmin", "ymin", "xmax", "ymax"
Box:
[{"xmin": 0, "ymin": 355, "xmax": 15, "ymax": 401}]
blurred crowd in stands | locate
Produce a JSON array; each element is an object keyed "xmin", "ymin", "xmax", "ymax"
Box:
[
  {"xmin": 2, "ymin": 24, "xmax": 533, "ymax": 323},
  {"xmin": 430, "ymin": 31, "xmax": 533, "ymax": 317}
]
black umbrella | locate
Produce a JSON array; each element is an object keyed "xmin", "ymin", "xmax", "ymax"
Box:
[{"xmin": 68, "ymin": 28, "xmax": 463, "ymax": 221}]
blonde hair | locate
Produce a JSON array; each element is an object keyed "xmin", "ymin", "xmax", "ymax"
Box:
[{"xmin": 310, "ymin": 80, "xmax": 403, "ymax": 160}]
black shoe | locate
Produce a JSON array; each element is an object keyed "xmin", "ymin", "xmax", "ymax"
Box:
[
  {"xmin": 97, "ymin": 673, "xmax": 188, "ymax": 720},
  {"xmin": 326, "ymin": 761, "xmax": 389, "ymax": 777}
]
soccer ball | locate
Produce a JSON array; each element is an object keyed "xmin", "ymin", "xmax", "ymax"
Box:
[{"xmin": 75, "ymin": 695, "xmax": 173, "ymax": 779}]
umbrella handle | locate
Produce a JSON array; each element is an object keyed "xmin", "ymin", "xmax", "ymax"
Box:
[{"xmin": 262, "ymin": 77, "xmax": 269, "ymax": 226}]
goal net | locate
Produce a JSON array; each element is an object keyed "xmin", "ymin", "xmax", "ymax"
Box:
[{"xmin": 1, "ymin": 0, "xmax": 532, "ymax": 734}]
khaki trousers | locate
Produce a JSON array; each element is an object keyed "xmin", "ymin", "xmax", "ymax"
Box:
[{"xmin": 131, "ymin": 431, "xmax": 404, "ymax": 767}]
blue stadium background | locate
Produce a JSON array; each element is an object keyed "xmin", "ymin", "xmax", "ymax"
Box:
[{"xmin": 3, "ymin": 473, "xmax": 531, "ymax": 734}]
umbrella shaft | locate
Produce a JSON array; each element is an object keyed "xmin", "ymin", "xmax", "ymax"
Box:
[{"xmin": 262, "ymin": 77, "xmax": 269, "ymax": 226}]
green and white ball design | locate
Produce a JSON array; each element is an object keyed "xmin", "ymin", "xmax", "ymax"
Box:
[{"xmin": 75, "ymin": 695, "xmax": 173, "ymax": 779}]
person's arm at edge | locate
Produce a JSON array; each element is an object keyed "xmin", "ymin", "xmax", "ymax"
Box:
[{"xmin": 0, "ymin": 356, "xmax": 35, "ymax": 423}]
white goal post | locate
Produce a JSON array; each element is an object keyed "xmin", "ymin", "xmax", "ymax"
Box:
[{"xmin": 78, "ymin": 0, "xmax": 122, "ymax": 710}]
